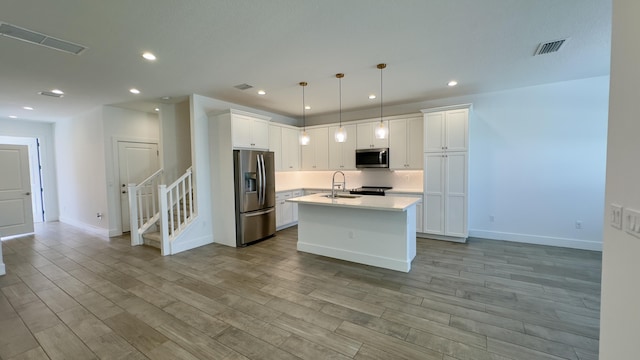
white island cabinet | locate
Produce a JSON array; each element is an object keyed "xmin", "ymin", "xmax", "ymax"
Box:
[{"xmin": 287, "ymin": 193, "xmax": 420, "ymax": 272}]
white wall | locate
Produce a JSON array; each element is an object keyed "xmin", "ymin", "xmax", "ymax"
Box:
[
  {"xmin": 600, "ymin": 0, "xmax": 640, "ymax": 357},
  {"xmin": 464, "ymin": 78, "xmax": 608, "ymax": 250},
  {"xmin": 160, "ymin": 100, "xmax": 191, "ymax": 184},
  {"xmin": 0, "ymin": 118, "xmax": 59, "ymax": 221},
  {"xmin": 55, "ymin": 108, "xmax": 109, "ymax": 235},
  {"xmin": 102, "ymin": 106, "xmax": 159, "ymax": 236},
  {"xmin": 54, "ymin": 105, "xmax": 159, "ymax": 236},
  {"xmin": 164, "ymin": 94, "xmax": 216, "ymax": 253}
]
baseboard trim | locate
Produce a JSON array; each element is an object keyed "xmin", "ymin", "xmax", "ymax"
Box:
[
  {"xmin": 59, "ymin": 217, "xmax": 110, "ymax": 237},
  {"xmin": 417, "ymin": 233, "xmax": 467, "ymax": 243},
  {"xmin": 170, "ymin": 234, "xmax": 213, "ymax": 255},
  {"xmin": 297, "ymin": 242, "xmax": 412, "ymax": 273},
  {"xmin": 469, "ymin": 229, "xmax": 603, "ymax": 251},
  {"xmin": 109, "ymin": 229, "xmax": 122, "ymax": 237}
]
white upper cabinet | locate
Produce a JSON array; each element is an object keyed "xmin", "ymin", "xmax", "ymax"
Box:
[
  {"xmin": 232, "ymin": 112, "xmax": 270, "ymax": 150},
  {"xmin": 301, "ymin": 127, "xmax": 329, "ymax": 170},
  {"xmin": 328, "ymin": 124, "xmax": 357, "ymax": 170},
  {"xmin": 281, "ymin": 127, "xmax": 301, "ymax": 171},
  {"xmin": 269, "ymin": 124, "xmax": 300, "ymax": 171},
  {"xmin": 356, "ymin": 121, "xmax": 389, "ymax": 149},
  {"xmin": 389, "ymin": 116, "xmax": 423, "ymax": 169},
  {"xmin": 424, "ymin": 108, "xmax": 468, "ymax": 153}
]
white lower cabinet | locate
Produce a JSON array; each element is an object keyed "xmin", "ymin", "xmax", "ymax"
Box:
[
  {"xmin": 386, "ymin": 193, "xmax": 423, "ymax": 233},
  {"xmin": 423, "ymin": 152, "xmax": 467, "ymax": 239},
  {"xmin": 276, "ymin": 190, "xmax": 303, "ymax": 230}
]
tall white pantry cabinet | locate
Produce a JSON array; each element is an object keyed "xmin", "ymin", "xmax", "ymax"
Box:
[{"xmin": 421, "ymin": 105, "xmax": 470, "ymax": 242}]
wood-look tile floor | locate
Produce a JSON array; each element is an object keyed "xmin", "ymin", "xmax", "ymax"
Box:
[{"xmin": 0, "ymin": 222, "xmax": 601, "ymax": 360}]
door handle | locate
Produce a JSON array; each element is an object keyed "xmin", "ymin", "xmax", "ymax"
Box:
[
  {"xmin": 25, "ymin": 192, "xmax": 30, "ymax": 196},
  {"xmin": 122, "ymin": 190, "xmax": 127, "ymax": 194},
  {"xmin": 245, "ymin": 208, "xmax": 275, "ymax": 217}
]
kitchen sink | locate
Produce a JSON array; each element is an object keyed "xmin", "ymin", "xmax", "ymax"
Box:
[{"xmin": 322, "ymin": 194, "xmax": 361, "ymax": 199}]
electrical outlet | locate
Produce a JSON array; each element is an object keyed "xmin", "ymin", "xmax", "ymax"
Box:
[
  {"xmin": 575, "ymin": 220, "xmax": 582, "ymax": 229},
  {"xmin": 611, "ymin": 203, "xmax": 623, "ymax": 229},
  {"xmin": 623, "ymin": 208, "xmax": 640, "ymax": 239},
  {"xmin": 489, "ymin": 215, "xmax": 495, "ymax": 222}
]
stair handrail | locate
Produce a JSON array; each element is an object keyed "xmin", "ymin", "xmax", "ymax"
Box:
[
  {"xmin": 159, "ymin": 167, "xmax": 195, "ymax": 254},
  {"xmin": 128, "ymin": 168, "xmax": 164, "ymax": 246}
]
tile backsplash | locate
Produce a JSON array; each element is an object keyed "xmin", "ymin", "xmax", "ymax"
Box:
[{"xmin": 275, "ymin": 170, "xmax": 423, "ymax": 191}]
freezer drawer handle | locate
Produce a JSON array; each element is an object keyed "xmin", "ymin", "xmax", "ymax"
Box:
[{"xmin": 245, "ymin": 208, "xmax": 275, "ymax": 217}]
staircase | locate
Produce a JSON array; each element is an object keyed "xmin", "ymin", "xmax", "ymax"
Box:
[
  {"xmin": 142, "ymin": 194, "xmax": 193, "ymax": 249},
  {"xmin": 128, "ymin": 167, "xmax": 196, "ymax": 255}
]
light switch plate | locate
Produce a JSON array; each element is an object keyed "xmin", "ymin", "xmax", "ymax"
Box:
[
  {"xmin": 623, "ymin": 207, "xmax": 640, "ymax": 239},
  {"xmin": 611, "ymin": 203, "xmax": 623, "ymax": 229}
]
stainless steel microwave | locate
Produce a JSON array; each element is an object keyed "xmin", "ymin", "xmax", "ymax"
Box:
[{"xmin": 356, "ymin": 148, "xmax": 389, "ymax": 169}]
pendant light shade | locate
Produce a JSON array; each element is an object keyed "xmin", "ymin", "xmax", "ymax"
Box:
[
  {"xmin": 334, "ymin": 73, "xmax": 347, "ymax": 143},
  {"xmin": 374, "ymin": 63, "xmax": 388, "ymax": 140},
  {"xmin": 299, "ymin": 81, "xmax": 310, "ymax": 145}
]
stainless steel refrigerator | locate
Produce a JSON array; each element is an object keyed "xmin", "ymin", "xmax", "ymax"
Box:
[{"xmin": 233, "ymin": 150, "xmax": 276, "ymax": 246}]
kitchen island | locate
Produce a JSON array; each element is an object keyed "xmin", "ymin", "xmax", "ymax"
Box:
[{"xmin": 286, "ymin": 193, "xmax": 420, "ymax": 272}]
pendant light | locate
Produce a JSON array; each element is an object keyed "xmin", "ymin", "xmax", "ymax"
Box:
[
  {"xmin": 299, "ymin": 81, "xmax": 310, "ymax": 145},
  {"xmin": 374, "ymin": 63, "xmax": 388, "ymax": 140},
  {"xmin": 334, "ymin": 73, "xmax": 347, "ymax": 143}
]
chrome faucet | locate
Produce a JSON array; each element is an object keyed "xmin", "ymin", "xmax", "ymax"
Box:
[{"xmin": 331, "ymin": 171, "xmax": 346, "ymax": 198}]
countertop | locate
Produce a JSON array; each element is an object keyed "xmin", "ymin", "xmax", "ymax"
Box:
[
  {"xmin": 276, "ymin": 187, "xmax": 423, "ymax": 195},
  {"xmin": 286, "ymin": 192, "xmax": 420, "ymax": 212}
]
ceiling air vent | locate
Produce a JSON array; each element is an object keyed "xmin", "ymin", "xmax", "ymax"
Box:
[
  {"xmin": 0, "ymin": 22, "xmax": 86, "ymax": 55},
  {"xmin": 38, "ymin": 91, "xmax": 64, "ymax": 98},
  {"xmin": 234, "ymin": 83, "xmax": 253, "ymax": 90},
  {"xmin": 534, "ymin": 39, "xmax": 567, "ymax": 56}
]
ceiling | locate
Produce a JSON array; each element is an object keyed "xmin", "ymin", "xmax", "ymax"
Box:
[{"xmin": 0, "ymin": 0, "xmax": 611, "ymax": 123}]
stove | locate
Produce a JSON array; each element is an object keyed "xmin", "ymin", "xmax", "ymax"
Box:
[{"xmin": 350, "ymin": 186, "xmax": 393, "ymax": 196}]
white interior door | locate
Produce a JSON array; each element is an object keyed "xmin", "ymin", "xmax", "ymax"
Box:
[
  {"xmin": 118, "ymin": 141, "xmax": 159, "ymax": 232},
  {"xmin": 0, "ymin": 144, "xmax": 34, "ymax": 237}
]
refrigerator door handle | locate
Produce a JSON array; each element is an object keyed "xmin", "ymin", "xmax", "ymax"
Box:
[
  {"xmin": 261, "ymin": 154, "xmax": 267, "ymax": 205},
  {"xmin": 244, "ymin": 208, "xmax": 275, "ymax": 217},
  {"xmin": 256, "ymin": 154, "xmax": 263, "ymax": 205}
]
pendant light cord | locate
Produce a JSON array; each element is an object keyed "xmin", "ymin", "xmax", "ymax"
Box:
[
  {"xmin": 300, "ymin": 81, "xmax": 307, "ymax": 131},
  {"xmin": 339, "ymin": 75, "xmax": 342, "ymax": 127},
  {"xmin": 379, "ymin": 64, "xmax": 384, "ymax": 124}
]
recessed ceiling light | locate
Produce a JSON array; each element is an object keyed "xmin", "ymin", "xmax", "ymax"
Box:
[
  {"xmin": 51, "ymin": 89, "xmax": 64, "ymax": 95},
  {"xmin": 23, "ymin": 106, "xmax": 33, "ymax": 110},
  {"xmin": 129, "ymin": 88, "xmax": 140, "ymax": 94},
  {"xmin": 305, "ymin": 105, "xmax": 311, "ymax": 110},
  {"xmin": 257, "ymin": 90, "xmax": 266, "ymax": 95},
  {"xmin": 9, "ymin": 115, "xmax": 17, "ymax": 118},
  {"xmin": 368, "ymin": 94, "xmax": 376, "ymax": 100},
  {"xmin": 154, "ymin": 108, "xmax": 160, "ymax": 112},
  {"xmin": 448, "ymin": 80, "xmax": 458, "ymax": 87},
  {"xmin": 142, "ymin": 52, "xmax": 156, "ymax": 61},
  {"xmin": 161, "ymin": 96, "xmax": 171, "ymax": 100}
]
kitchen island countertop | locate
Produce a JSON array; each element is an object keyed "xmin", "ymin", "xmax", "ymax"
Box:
[{"xmin": 286, "ymin": 193, "xmax": 420, "ymax": 212}]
